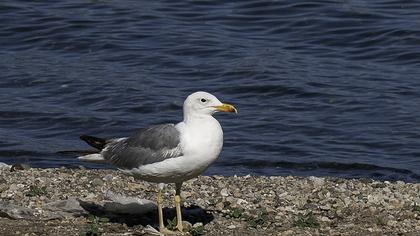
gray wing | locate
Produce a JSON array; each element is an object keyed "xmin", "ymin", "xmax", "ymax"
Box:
[{"xmin": 102, "ymin": 124, "xmax": 183, "ymax": 169}]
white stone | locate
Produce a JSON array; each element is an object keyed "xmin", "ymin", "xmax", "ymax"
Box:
[
  {"xmin": 320, "ymin": 216, "xmax": 331, "ymax": 222},
  {"xmin": 387, "ymin": 220, "xmax": 397, "ymax": 227},
  {"xmin": 236, "ymin": 199, "xmax": 248, "ymax": 205},
  {"xmin": 220, "ymin": 188, "xmax": 229, "ymax": 197},
  {"xmin": 102, "ymin": 174, "xmax": 113, "ymax": 182},
  {"xmin": 193, "ymin": 222, "xmax": 203, "ymax": 228}
]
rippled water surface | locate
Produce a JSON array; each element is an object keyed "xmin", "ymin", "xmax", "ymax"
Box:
[{"xmin": 1, "ymin": 0, "xmax": 420, "ymax": 182}]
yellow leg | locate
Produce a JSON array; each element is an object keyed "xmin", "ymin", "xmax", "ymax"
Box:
[
  {"xmin": 157, "ymin": 186, "xmax": 165, "ymax": 232},
  {"xmin": 175, "ymin": 195, "xmax": 183, "ymax": 232},
  {"xmin": 175, "ymin": 183, "xmax": 183, "ymax": 232}
]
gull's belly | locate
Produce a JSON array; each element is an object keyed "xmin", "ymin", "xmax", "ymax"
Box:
[{"xmin": 127, "ymin": 153, "xmax": 218, "ymax": 183}]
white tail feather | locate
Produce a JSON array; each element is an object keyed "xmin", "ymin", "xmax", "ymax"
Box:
[{"xmin": 78, "ymin": 154, "xmax": 107, "ymax": 163}]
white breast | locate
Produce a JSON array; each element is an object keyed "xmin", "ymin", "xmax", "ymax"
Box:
[{"xmin": 180, "ymin": 116, "xmax": 223, "ymax": 159}]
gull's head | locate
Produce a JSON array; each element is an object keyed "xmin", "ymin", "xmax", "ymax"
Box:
[{"xmin": 183, "ymin": 91, "xmax": 237, "ymax": 118}]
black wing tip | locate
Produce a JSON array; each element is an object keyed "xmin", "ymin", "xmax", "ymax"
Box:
[
  {"xmin": 80, "ymin": 135, "xmax": 106, "ymax": 150},
  {"xmin": 57, "ymin": 150, "xmax": 98, "ymax": 155}
]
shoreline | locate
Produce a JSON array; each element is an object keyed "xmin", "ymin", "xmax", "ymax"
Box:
[{"xmin": 0, "ymin": 167, "xmax": 419, "ymax": 235}]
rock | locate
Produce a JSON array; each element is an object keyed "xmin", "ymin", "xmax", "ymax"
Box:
[
  {"xmin": 44, "ymin": 198, "xmax": 87, "ymax": 218},
  {"xmin": 181, "ymin": 191, "xmax": 191, "ymax": 199},
  {"xmin": 193, "ymin": 222, "xmax": 203, "ymax": 228},
  {"xmin": 10, "ymin": 164, "xmax": 31, "ymax": 172},
  {"xmin": 213, "ymin": 175, "xmax": 223, "ymax": 180},
  {"xmin": 227, "ymin": 224, "xmax": 236, "ymax": 229},
  {"xmin": 8, "ymin": 184, "xmax": 19, "ymax": 192},
  {"xmin": 320, "ymin": 216, "xmax": 331, "ymax": 222},
  {"xmin": 233, "ymin": 190, "xmax": 242, "ymax": 198},
  {"xmin": 102, "ymin": 174, "xmax": 113, "ymax": 182},
  {"xmin": 220, "ymin": 188, "xmax": 229, "ymax": 197},
  {"xmin": 236, "ymin": 198, "xmax": 248, "ymax": 205},
  {"xmin": 367, "ymin": 194, "xmax": 383, "ymax": 204},
  {"xmin": 396, "ymin": 181, "xmax": 405, "ymax": 185},
  {"xmin": 282, "ymin": 229, "xmax": 295, "ymax": 236},
  {"xmin": 215, "ymin": 202, "xmax": 224, "ymax": 211},
  {"xmin": 182, "ymin": 221, "xmax": 193, "ymax": 231},
  {"xmin": 217, "ymin": 182, "xmax": 225, "ymax": 189},
  {"xmin": 0, "ymin": 184, "xmax": 8, "ymax": 193},
  {"xmin": 101, "ymin": 191, "xmax": 156, "ymax": 215},
  {"xmin": 85, "ymin": 193, "xmax": 96, "ymax": 200},
  {"xmin": 200, "ymin": 185, "xmax": 208, "ymax": 190},
  {"xmin": 0, "ymin": 201, "xmax": 36, "ymax": 220},
  {"xmin": 320, "ymin": 204, "xmax": 331, "ymax": 211},
  {"xmin": 226, "ymin": 197, "xmax": 235, "ymax": 204},
  {"xmin": 91, "ymin": 178, "xmax": 104, "ymax": 187},
  {"xmin": 144, "ymin": 225, "xmax": 161, "ymax": 235},
  {"xmin": 196, "ymin": 198, "xmax": 205, "ymax": 207},
  {"xmin": 387, "ymin": 220, "xmax": 398, "ymax": 227}
]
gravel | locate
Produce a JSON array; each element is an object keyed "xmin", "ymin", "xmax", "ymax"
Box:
[{"xmin": 0, "ymin": 167, "xmax": 419, "ymax": 235}]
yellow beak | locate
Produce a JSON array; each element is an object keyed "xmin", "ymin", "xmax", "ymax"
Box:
[{"xmin": 213, "ymin": 103, "xmax": 238, "ymax": 113}]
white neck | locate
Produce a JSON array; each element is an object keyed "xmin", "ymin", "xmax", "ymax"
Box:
[{"xmin": 183, "ymin": 110, "xmax": 213, "ymax": 124}]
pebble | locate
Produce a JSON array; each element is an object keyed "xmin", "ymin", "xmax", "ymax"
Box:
[
  {"xmin": 193, "ymin": 222, "xmax": 203, "ymax": 228},
  {"xmin": 85, "ymin": 193, "xmax": 96, "ymax": 199},
  {"xmin": 233, "ymin": 190, "xmax": 242, "ymax": 198},
  {"xmin": 0, "ymin": 184, "xmax": 8, "ymax": 193},
  {"xmin": 102, "ymin": 174, "xmax": 113, "ymax": 182},
  {"xmin": 10, "ymin": 164, "xmax": 31, "ymax": 172},
  {"xmin": 320, "ymin": 216, "xmax": 331, "ymax": 222},
  {"xmin": 387, "ymin": 220, "xmax": 397, "ymax": 227},
  {"xmin": 215, "ymin": 202, "xmax": 224, "ymax": 211},
  {"xmin": 182, "ymin": 221, "xmax": 192, "ymax": 231},
  {"xmin": 227, "ymin": 224, "xmax": 236, "ymax": 229},
  {"xmin": 226, "ymin": 196, "xmax": 235, "ymax": 204},
  {"xmin": 8, "ymin": 184, "xmax": 19, "ymax": 191},
  {"xmin": 220, "ymin": 188, "xmax": 229, "ymax": 197},
  {"xmin": 320, "ymin": 204, "xmax": 331, "ymax": 210},
  {"xmin": 282, "ymin": 230, "xmax": 295, "ymax": 236},
  {"xmin": 236, "ymin": 198, "xmax": 247, "ymax": 205},
  {"xmin": 91, "ymin": 178, "xmax": 104, "ymax": 187},
  {"xmin": 196, "ymin": 198, "xmax": 205, "ymax": 207}
]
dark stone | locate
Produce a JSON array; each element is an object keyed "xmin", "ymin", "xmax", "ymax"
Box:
[{"xmin": 10, "ymin": 164, "xmax": 31, "ymax": 172}]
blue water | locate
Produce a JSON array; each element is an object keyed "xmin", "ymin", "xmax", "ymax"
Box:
[{"xmin": 1, "ymin": 0, "xmax": 420, "ymax": 182}]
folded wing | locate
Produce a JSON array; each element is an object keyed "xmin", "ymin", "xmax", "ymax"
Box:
[{"xmin": 101, "ymin": 124, "xmax": 183, "ymax": 169}]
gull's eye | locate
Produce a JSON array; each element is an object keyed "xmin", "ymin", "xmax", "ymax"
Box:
[{"xmin": 200, "ymin": 98, "xmax": 207, "ymax": 103}]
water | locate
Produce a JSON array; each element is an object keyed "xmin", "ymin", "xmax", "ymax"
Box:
[{"xmin": 1, "ymin": 0, "xmax": 420, "ymax": 182}]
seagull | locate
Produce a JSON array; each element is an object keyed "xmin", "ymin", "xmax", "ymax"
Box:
[{"xmin": 77, "ymin": 91, "xmax": 237, "ymax": 234}]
